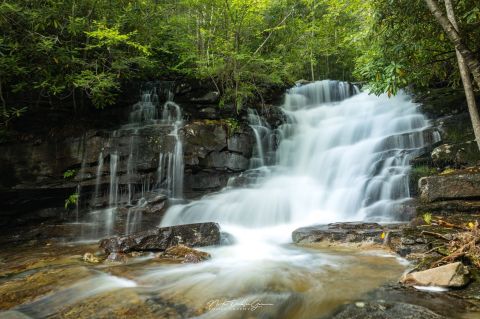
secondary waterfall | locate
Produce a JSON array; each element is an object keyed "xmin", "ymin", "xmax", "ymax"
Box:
[
  {"xmin": 83, "ymin": 82, "xmax": 185, "ymax": 238},
  {"xmin": 162, "ymin": 80, "xmax": 439, "ymax": 230}
]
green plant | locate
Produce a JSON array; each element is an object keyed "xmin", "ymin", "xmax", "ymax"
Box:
[
  {"xmin": 224, "ymin": 118, "xmax": 240, "ymax": 136},
  {"xmin": 63, "ymin": 169, "xmax": 76, "ymax": 179},
  {"xmin": 423, "ymin": 212, "xmax": 432, "ymax": 225},
  {"xmin": 65, "ymin": 192, "xmax": 79, "ymax": 209}
]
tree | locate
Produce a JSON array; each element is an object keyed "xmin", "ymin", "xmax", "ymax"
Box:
[
  {"xmin": 425, "ymin": 0, "xmax": 480, "ymax": 87},
  {"xmin": 442, "ymin": 0, "xmax": 480, "ymax": 150}
]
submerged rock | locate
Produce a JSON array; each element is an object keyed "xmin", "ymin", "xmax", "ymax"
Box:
[
  {"xmin": 83, "ymin": 252, "xmax": 100, "ymax": 264},
  {"xmin": 158, "ymin": 244, "xmax": 210, "ymax": 263},
  {"xmin": 292, "ymin": 222, "xmax": 402, "ymax": 245},
  {"xmin": 419, "ymin": 172, "xmax": 480, "ymax": 202},
  {"xmin": 332, "ymin": 301, "xmax": 446, "ymax": 319},
  {"xmin": 99, "ymin": 222, "xmax": 221, "ymax": 253},
  {"xmin": 105, "ymin": 252, "xmax": 128, "ymax": 264},
  {"xmin": 400, "ymin": 262, "xmax": 469, "ymax": 288}
]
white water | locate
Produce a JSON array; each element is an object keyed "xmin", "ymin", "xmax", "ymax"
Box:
[
  {"xmin": 147, "ymin": 80, "xmax": 439, "ymax": 318},
  {"xmin": 162, "ymin": 80, "xmax": 439, "ymax": 232},
  {"xmin": 83, "ymin": 82, "xmax": 185, "ymax": 238},
  {"xmin": 2, "ymin": 81, "xmax": 441, "ymax": 319}
]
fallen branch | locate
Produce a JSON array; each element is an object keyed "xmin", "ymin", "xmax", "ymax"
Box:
[{"xmin": 421, "ymin": 231, "xmax": 450, "ymax": 241}]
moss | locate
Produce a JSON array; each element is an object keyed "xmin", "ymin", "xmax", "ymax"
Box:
[{"xmin": 409, "ymin": 165, "xmax": 437, "ymax": 195}]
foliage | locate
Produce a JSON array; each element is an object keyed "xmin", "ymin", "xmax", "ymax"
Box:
[
  {"xmin": 224, "ymin": 118, "xmax": 241, "ymax": 136},
  {"xmin": 423, "ymin": 213, "xmax": 432, "ymax": 225},
  {"xmin": 63, "ymin": 169, "xmax": 76, "ymax": 179},
  {"xmin": 0, "ymin": 0, "xmax": 372, "ymax": 128},
  {"xmin": 65, "ymin": 192, "xmax": 79, "ymax": 209},
  {"xmin": 356, "ymin": 0, "xmax": 480, "ymax": 95}
]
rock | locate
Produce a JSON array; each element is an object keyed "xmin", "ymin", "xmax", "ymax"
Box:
[
  {"xmin": 292, "ymin": 222, "xmax": 402, "ymax": 245},
  {"xmin": 184, "ymin": 171, "xmax": 236, "ymax": 192},
  {"xmin": 332, "ymin": 301, "xmax": 446, "ymax": 319},
  {"xmin": 158, "ymin": 244, "xmax": 210, "ymax": 263},
  {"xmin": 205, "ymin": 151, "xmax": 249, "ymax": 171},
  {"xmin": 99, "ymin": 222, "xmax": 221, "ymax": 253},
  {"xmin": 83, "ymin": 252, "xmax": 100, "ymax": 263},
  {"xmin": 105, "ymin": 252, "xmax": 128, "ymax": 264},
  {"xmin": 419, "ymin": 173, "xmax": 480, "ymax": 203},
  {"xmin": 191, "ymin": 91, "xmax": 220, "ymax": 104},
  {"xmin": 417, "ymin": 200, "xmax": 480, "ymax": 214},
  {"xmin": 227, "ymin": 133, "xmax": 253, "ymax": 157},
  {"xmin": 431, "ymin": 144, "xmax": 465, "ymax": 168},
  {"xmin": 400, "ymin": 262, "xmax": 469, "ymax": 288}
]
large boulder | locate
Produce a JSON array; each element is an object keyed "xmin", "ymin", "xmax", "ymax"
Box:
[
  {"xmin": 292, "ymin": 222, "xmax": 402, "ymax": 245},
  {"xmin": 400, "ymin": 262, "xmax": 469, "ymax": 288},
  {"xmin": 99, "ymin": 222, "xmax": 221, "ymax": 253},
  {"xmin": 419, "ymin": 172, "xmax": 480, "ymax": 203}
]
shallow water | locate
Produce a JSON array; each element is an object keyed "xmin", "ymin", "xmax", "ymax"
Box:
[{"xmin": 0, "ymin": 241, "xmax": 406, "ymax": 319}]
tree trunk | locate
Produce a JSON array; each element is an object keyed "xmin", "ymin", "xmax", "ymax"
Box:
[
  {"xmin": 444, "ymin": 0, "xmax": 480, "ymax": 150},
  {"xmin": 424, "ymin": 0, "xmax": 480, "ymax": 87}
]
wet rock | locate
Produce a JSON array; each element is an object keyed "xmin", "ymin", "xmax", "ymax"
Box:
[
  {"xmin": 292, "ymin": 222, "xmax": 402, "ymax": 245},
  {"xmin": 158, "ymin": 244, "xmax": 210, "ymax": 263},
  {"xmin": 205, "ymin": 151, "xmax": 249, "ymax": 171},
  {"xmin": 400, "ymin": 262, "xmax": 469, "ymax": 288},
  {"xmin": 184, "ymin": 171, "xmax": 236, "ymax": 192},
  {"xmin": 419, "ymin": 173, "xmax": 480, "ymax": 203},
  {"xmin": 99, "ymin": 222, "xmax": 221, "ymax": 253},
  {"xmin": 227, "ymin": 133, "xmax": 253, "ymax": 157},
  {"xmin": 332, "ymin": 301, "xmax": 446, "ymax": 319},
  {"xmin": 431, "ymin": 144, "xmax": 466, "ymax": 168},
  {"xmin": 105, "ymin": 252, "xmax": 128, "ymax": 264}
]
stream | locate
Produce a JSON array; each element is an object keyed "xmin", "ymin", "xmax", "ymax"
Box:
[{"xmin": 1, "ymin": 81, "xmax": 463, "ymax": 319}]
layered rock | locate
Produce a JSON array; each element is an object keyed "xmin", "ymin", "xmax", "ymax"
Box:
[
  {"xmin": 419, "ymin": 172, "xmax": 480, "ymax": 203},
  {"xmin": 99, "ymin": 222, "xmax": 221, "ymax": 253},
  {"xmin": 292, "ymin": 222, "xmax": 403, "ymax": 245}
]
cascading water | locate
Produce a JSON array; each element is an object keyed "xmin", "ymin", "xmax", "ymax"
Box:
[
  {"xmin": 83, "ymin": 82, "xmax": 185, "ymax": 238},
  {"xmin": 141, "ymin": 80, "xmax": 439, "ymax": 318},
  {"xmin": 3, "ymin": 81, "xmax": 446, "ymax": 319},
  {"xmin": 162, "ymin": 80, "xmax": 438, "ymax": 229}
]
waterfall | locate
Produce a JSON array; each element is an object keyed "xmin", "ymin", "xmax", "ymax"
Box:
[
  {"xmin": 162, "ymin": 80, "xmax": 439, "ymax": 230},
  {"xmin": 84, "ymin": 81, "xmax": 185, "ymax": 238}
]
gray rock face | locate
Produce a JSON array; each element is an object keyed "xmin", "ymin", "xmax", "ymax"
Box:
[
  {"xmin": 292, "ymin": 222, "xmax": 401, "ymax": 245},
  {"xmin": 419, "ymin": 173, "xmax": 480, "ymax": 203},
  {"xmin": 99, "ymin": 222, "xmax": 221, "ymax": 253},
  {"xmin": 332, "ymin": 301, "xmax": 446, "ymax": 319},
  {"xmin": 400, "ymin": 262, "xmax": 470, "ymax": 288},
  {"xmin": 205, "ymin": 151, "xmax": 249, "ymax": 171},
  {"xmin": 227, "ymin": 133, "xmax": 253, "ymax": 157}
]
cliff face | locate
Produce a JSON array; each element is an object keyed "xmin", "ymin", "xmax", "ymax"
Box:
[{"xmin": 0, "ymin": 80, "xmax": 285, "ymax": 233}]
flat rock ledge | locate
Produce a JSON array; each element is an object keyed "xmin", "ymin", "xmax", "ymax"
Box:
[
  {"xmin": 99, "ymin": 222, "xmax": 220, "ymax": 253},
  {"xmin": 331, "ymin": 301, "xmax": 447, "ymax": 319},
  {"xmin": 292, "ymin": 222, "xmax": 404, "ymax": 246}
]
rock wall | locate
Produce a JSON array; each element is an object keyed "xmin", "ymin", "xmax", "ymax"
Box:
[{"xmin": 0, "ymin": 81, "xmax": 285, "ymax": 229}]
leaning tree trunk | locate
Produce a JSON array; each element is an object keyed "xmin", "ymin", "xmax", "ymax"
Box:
[
  {"xmin": 425, "ymin": 0, "xmax": 480, "ymax": 88},
  {"xmin": 444, "ymin": 0, "xmax": 480, "ymax": 150}
]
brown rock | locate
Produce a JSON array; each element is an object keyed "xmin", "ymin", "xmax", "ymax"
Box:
[
  {"xmin": 159, "ymin": 244, "xmax": 211, "ymax": 263},
  {"xmin": 419, "ymin": 173, "xmax": 480, "ymax": 203},
  {"xmin": 400, "ymin": 262, "xmax": 469, "ymax": 288}
]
